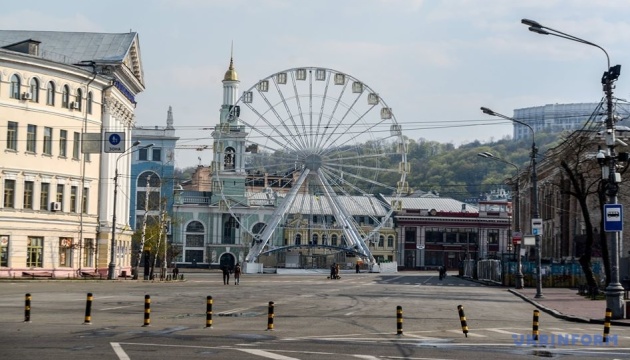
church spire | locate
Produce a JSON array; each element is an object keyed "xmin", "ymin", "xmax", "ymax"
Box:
[
  {"xmin": 223, "ymin": 42, "xmax": 238, "ymax": 81},
  {"xmin": 166, "ymin": 105, "xmax": 174, "ymax": 129}
]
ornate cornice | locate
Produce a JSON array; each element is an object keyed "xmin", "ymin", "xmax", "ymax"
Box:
[{"xmin": 103, "ymin": 96, "xmax": 135, "ymax": 126}]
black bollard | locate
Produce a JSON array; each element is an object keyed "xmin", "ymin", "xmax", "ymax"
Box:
[
  {"xmin": 206, "ymin": 296, "xmax": 213, "ymax": 328},
  {"xmin": 457, "ymin": 305, "xmax": 468, "ymax": 337},
  {"xmin": 603, "ymin": 308, "xmax": 612, "ymax": 343},
  {"xmin": 24, "ymin": 293, "xmax": 31, "ymax": 323},
  {"xmin": 396, "ymin": 305, "xmax": 403, "ymax": 335},
  {"xmin": 532, "ymin": 309, "xmax": 540, "ymax": 341},
  {"xmin": 267, "ymin": 301, "xmax": 275, "ymax": 331},
  {"xmin": 142, "ymin": 295, "xmax": 151, "ymax": 327},
  {"xmin": 83, "ymin": 292, "xmax": 93, "ymax": 324}
]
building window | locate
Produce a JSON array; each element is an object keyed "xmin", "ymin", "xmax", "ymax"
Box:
[
  {"xmin": 136, "ymin": 191, "xmax": 160, "ymax": 211},
  {"xmin": 24, "ymin": 181, "xmax": 34, "ymax": 210},
  {"xmin": 152, "ymin": 148, "xmax": 162, "ymax": 162},
  {"xmin": 75, "ymin": 88, "xmax": 82, "ymax": 110},
  {"xmin": 27, "ymin": 124, "xmax": 37, "ymax": 153},
  {"xmin": 378, "ymin": 235, "xmax": 384, "ymax": 247},
  {"xmin": 72, "ymin": 132, "xmax": 80, "ymax": 159},
  {"xmin": 62, "ymin": 85, "xmax": 70, "ymax": 108},
  {"xmin": 0, "ymin": 235, "xmax": 8, "ymax": 267},
  {"xmin": 87, "ymin": 91, "xmax": 93, "ymax": 114},
  {"xmin": 294, "ymin": 234, "xmax": 301, "ymax": 245},
  {"xmin": 40, "ymin": 183, "xmax": 50, "ymax": 210},
  {"xmin": 29, "ymin": 78, "xmax": 39, "ymax": 102},
  {"xmin": 138, "ymin": 148, "xmax": 148, "ymax": 161},
  {"xmin": 311, "ymin": 233, "xmax": 318, "ymax": 245},
  {"xmin": 488, "ymin": 229, "xmax": 499, "ymax": 244},
  {"xmin": 425, "ymin": 228, "xmax": 444, "ymax": 243},
  {"xmin": 405, "ymin": 227, "xmax": 417, "ymax": 243},
  {"xmin": 43, "ymin": 127, "xmax": 52, "ymax": 155},
  {"xmin": 56, "ymin": 184, "xmax": 64, "ymax": 211},
  {"xmin": 70, "ymin": 186, "xmax": 77, "ymax": 213},
  {"xmin": 82, "ymin": 187, "xmax": 88, "ymax": 214},
  {"xmin": 387, "ymin": 235, "xmax": 394, "ymax": 248},
  {"xmin": 223, "ymin": 217, "xmax": 237, "ymax": 244},
  {"xmin": 46, "ymin": 81, "xmax": 55, "ymax": 106},
  {"xmin": 7, "ymin": 121, "xmax": 17, "ymax": 151},
  {"xmin": 331, "ymin": 234, "xmax": 338, "ymax": 246},
  {"xmin": 27, "ymin": 237, "xmax": 43, "ymax": 268},
  {"xmin": 83, "ymin": 239, "xmax": 94, "ymax": 267},
  {"xmin": 10, "ymin": 74, "xmax": 20, "ymax": 99},
  {"xmin": 4, "ymin": 179, "xmax": 15, "ymax": 208},
  {"xmin": 59, "ymin": 238, "xmax": 73, "ymax": 267},
  {"xmin": 59, "ymin": 130, "xmax": 67, "ymax": 157},
  {"xmin": 185, "ymin": 221, "xmax": 205, "ymax": 263}
]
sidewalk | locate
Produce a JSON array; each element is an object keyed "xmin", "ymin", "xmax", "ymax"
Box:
[{"xmin": 509, "ymin": 287, "xmax": 630, "ymax": 326}]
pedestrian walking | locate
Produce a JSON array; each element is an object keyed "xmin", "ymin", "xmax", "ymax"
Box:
[
  {"xmin": 222, "ymin": 265, "xmax": 230, "ymax": 285},
  {"xmin": 335, "ymin": 263, "xmax": 340, "ymax": 279},
  {"xmin": 172, "ymin": 266, "xmax": 179, "ymax": 279},
  {"xmin": 234, "ymin": 263, "xmax": 241, "ymax": 285},
  {"xmin": 330, "ymin": 263, "xmax": 336, "ymax": 280},
  {"xmin": 355, "ymin": 263, "xmax": 360, "ymax": 273}
]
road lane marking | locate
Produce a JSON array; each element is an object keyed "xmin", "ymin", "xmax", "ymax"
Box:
[
  {"xmin": 101, "ymin": 305, "xmax": 136, "ymax": 311},
  {"xmin": 238, "ymin": 349, "xmax": 300, "ymax": 359},
  {"xmin": 111, "ymin": 343, "xmax": 130, "ymax": 360}
]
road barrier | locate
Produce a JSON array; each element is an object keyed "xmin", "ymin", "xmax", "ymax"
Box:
[
  {"xmin": 396, "ymin": 305, "xmax": 403, "ymax": 335},
  {"xmin": 457, "ymin": 305, "xmax": 468, "ymax": 337},
  {"xmin": 267, "ymin": 301, "xmax": 274, "ymax": 331},
  {"xmin": 603, "ymin": 308, "xmax": 611, "ymax": 342},
  {"xmin": 83, "ymin": 293, "xmax": 93, "ymax": 325},
  {"xmin": 24, "ymin": 293, "xmax": 31, "ymax": 323},
  {"xmin": 206, "ymin": 296, "xmax": 213, "ymax": 328},
  {"xmin": 532, "ymin": 309, "xmax": 540, "ymax": 341},
  {"xmin": 143, "ymin": 295, "xmax": 151, "ymax": 327}
]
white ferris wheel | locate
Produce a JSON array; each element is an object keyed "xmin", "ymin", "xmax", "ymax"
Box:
[{"xmin": 214, "ymin": 67, "xmax": 408, "ymax": 265}]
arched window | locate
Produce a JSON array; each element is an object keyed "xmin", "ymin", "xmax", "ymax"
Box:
[
  {"xmin": 87, "ymin": 91, "xmax": 93, "ymax": 114},
  {"xmin": 331, "ymin": 234, "xmax": 338, "ymax": 246},
  {"xmin": 75, "ymin": 88, "xmax": 82, "ymax": 110},
  {"xmin": 295, "ymin": 233, "xmax": 302, "ymax": 245},
  {"xmin": 224, "ymin": 147, "xmax": 235, "ymax": 170},
  {"xmin": 387, "ymin": 235, "xmax": 394, "ymax": 248},
  {"xmin": 29, "ymin": 78, "xmax": 39, "ymax": 102},
  {"xmin": 223, "ymin": 216, "xmax": 237, "ymax": 244},
  {"xmin": 46, "ymin": 81, "xmax": 55, "ymax": 106},
  {"xmin": 378, "ymin": 235, "xmax": 384, "ymax": 247},
  {"xmin": 62, "ymin": 85, "xmax": 70, "ymax": 108},
  {"xmin": 184, "ymin": 221, "xmax": 205, "ymax": 263},
  {"xmin": 136, "ymin": 171, "xmax": 161, "ymax": 211},
  {"xmin": 10, "ymin": 74, "xmax": 21, "ymax": 99},
  {"xmin": 311, "ymin": 233, "xmax": 318, "ymax": 245}
]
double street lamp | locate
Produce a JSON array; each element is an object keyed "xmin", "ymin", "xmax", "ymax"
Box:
[
  {"xmin": 477, "ymin": 151, "xmax": 524, "ymax": 289},
  {"xmin": 522, "ymin": 18, "xmax": 624, "ymax": 318},
  {"xmin": 107, "ymin": 141, "xmax": 154, "ymax": 280},
  {"xmin": 481, "ymin": 107, "xmax": 543, "ymax": 298}
]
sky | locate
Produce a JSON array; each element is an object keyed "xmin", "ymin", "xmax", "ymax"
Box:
[{"xmin": 3, "ymin": 0, "xmax": 630, "ymax": 169}]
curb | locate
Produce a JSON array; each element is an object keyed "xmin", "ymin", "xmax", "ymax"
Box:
[{"xmin": 508, "ymin": 289, "xmax": 630, "ymax": 327}]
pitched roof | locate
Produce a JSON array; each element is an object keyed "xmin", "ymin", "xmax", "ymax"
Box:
[
  {"xmin": 0, "ymin": 30, "xmax": 137, "ymax": 64},
  {"xmin": 382, "ymin": 196, "xmax": 478, "ymax": 213}
]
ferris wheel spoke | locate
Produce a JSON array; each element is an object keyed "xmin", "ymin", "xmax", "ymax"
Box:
[
  {"xmin": 271, "ymin": 79, "xmax": 309, "ymax": 151},
  {"xmin": 325, "ymin": 161, "xmax": 401, "ymax": 175},
  {"xmin": 327, "ymin": 152, "xmax": 400, "ymax": 162},
  {"xmin": 242, "ymin": 102, "xmax": 304, "ymax": 154},
  {"xmin": 319, "ymin": 101, "xmax": 376, "ymax": 153},
  {"xmin": 289, "ymin": 72, "xmax": 311, "ymax": 149},
  {"xmin": 321, "ymin": 166, "xmax": 397, "ymax": 196},
  {"xmin": 315, "ymin": 81, "xmax": 351, "ymax": 150}
]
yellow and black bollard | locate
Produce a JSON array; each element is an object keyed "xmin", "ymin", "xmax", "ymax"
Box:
[
  {"xmin": 603, "ymin": 308, "xmax": 612, "ymax": 343},
  {"xmin": 457, "ymin": 305, "xmax": 468, "ymax": 337},
  {"xmin": 396, "ymin": 305, "xmax": 403, "ymax": 335},
  {"xmin": 205, "ymin": 296, "xmax": 213, "ymax": 328},
  {"xmin": 24, "ymin": 293, "xmax": 31, "ymax": 323},
  {"xmin": 532, "ymin": 309, "xmax": 540, "ymax": 341},
  {"xmin": 83, "ymin": 292, "xmax": 93, "ymax": 325},
  {"xmin": 267, "ymin": 301, "xmax": 275, "ymax": 331},
  {"xmin": 142, "ymin": 295, "xmax": 151, "ymax": 327}
]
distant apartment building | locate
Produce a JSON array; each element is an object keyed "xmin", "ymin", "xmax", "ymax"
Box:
[
  {"xmin": 512, "ymin": 103, "xmax": 630, "ymax": 140},
  {"xmin": 0, "ymin": 30, "xmax": 145, "ymax": 278}
]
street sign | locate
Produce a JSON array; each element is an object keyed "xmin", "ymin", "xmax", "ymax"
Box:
[
  {"xmin": 104, "ymin": 132, "xmax": 125, "ymax": 153},
  {"xmin": 531, "ymin": 218, "xmax": 543, "ymax": 235},
  {"xmin": 512, "ymin": 231, "xmax": 522, "ymax": 245},
  {"xmin": 604, "ymin": 204, "xmax": 623, "ymax": 232}
]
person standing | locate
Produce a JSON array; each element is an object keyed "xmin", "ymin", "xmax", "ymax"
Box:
[
  {"xmin": 330, "ymin": 263, "xmax": 336, "ymax": 280},
  {"xmin": 234, "ymin": 263, "xmax": 241, "ymax": 285},
  {"xmin": 222, "ymin": 265, "xmax": 230, "ymax": 285},
  {"xmin": 355, "ymin": 263, "xmax": 360, "ymax": 274}
]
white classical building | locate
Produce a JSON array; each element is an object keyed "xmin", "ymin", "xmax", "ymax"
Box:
[{"xmin": 0, "ymin": 31, "xmax": 145, "ymax": 278}]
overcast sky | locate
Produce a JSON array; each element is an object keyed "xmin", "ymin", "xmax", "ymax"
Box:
[{"xmin": 3, "ymin": 0, "xmax": 629, "ymax": 168}]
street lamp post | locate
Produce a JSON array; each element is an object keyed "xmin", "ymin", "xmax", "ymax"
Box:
[
  {"xmin": 477, "ymin": 151, "xmax": 524, "ymax": 289},
  {"xmin": 107, "ymin": 141, "xmax": 153, "ymax": 280},
  {"xmin": 521, "ymin": 18, "xmax": 624, "ymax": 318},
  {"xmin": 481, "ymin": 107, "xmax": 542, "ymax": 298}
]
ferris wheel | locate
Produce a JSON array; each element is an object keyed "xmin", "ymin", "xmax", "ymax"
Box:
[{"xmin": 214, "ymin": 67, "xmax": 408, "ymax": 265}]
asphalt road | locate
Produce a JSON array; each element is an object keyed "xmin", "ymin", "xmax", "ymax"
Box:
[{"xmin": 1, "ymin": 271, "xmax": 629, "ymax": 359}]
